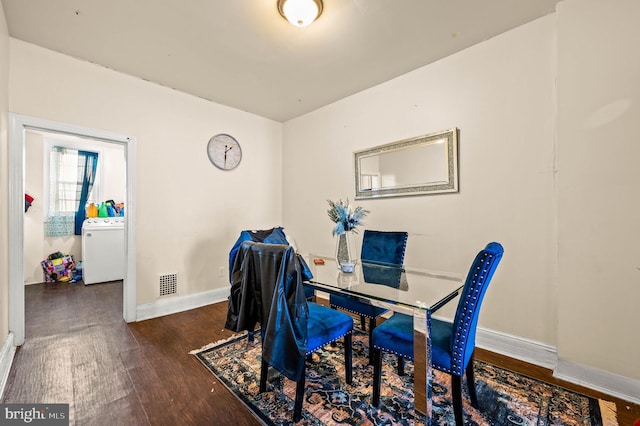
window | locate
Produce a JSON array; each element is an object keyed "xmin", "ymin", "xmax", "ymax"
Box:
[{"xmin": 45, "ymin": 141, "xmax": 100, "ymax": 237}]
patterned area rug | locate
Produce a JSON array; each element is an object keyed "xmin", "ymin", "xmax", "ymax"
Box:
[{"xmin": 191, "ymin": 331, "xmax": 617, "ymax": 425}]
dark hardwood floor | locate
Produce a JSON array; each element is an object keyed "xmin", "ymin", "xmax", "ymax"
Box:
[{"xmin": 2, "ymin": 281, "xmax": 639, "ymax": 425}]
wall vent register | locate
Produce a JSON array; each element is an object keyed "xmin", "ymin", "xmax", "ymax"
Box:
[{"xmin": 159, "ymin": 273, "xmax": 178, "ymax": 297}]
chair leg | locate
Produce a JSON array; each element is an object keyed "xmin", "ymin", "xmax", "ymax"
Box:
[
  {"xmin": 466, "ymin": 355, "xmax": 478, "ymax": 408},
  {"xmin": 344, "ymin": 333, "xmax": 353, "ymax": 384},
  {"xmin": 293, "ymin": 364, "xmax": 306, "ymax": 422},
  {"xmin": 452, "ymin": 375, "xmax": 464, "ymax": 426},
  {"xmin": 372, "ymin": 348, "xmax": 382, "ymax": 406},
  {"xmin": 329, "ymin": 307, "xmax": 338, "ymax": 348},
  {"xmin": 259, "ymin": 358, "xmax": 268, "ymax": 393},
  {"xmin": 368, "ymin": 317, "xmax": 376, "ymax": 365},
  {"xmin": 397, "ymin": 356, "xmax": 405, "ymax": 376}
]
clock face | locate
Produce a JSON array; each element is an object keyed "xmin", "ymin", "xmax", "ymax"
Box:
[{"xmin": 207, "ymin": 134, "xmax": 242, "ymax": 170}]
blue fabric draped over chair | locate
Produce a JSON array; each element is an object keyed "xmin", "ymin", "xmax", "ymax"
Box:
[
  {"xmin": 227, "ymin": 227, "xmax": 314, "ymax": 300},
  {"xmin": 371, "ymin": 242, "xmax": 504, "ymax": 426},
  {"xmin": 330, "ymin": 230, "xmax": 408, "ymax": 364},
  {"xmin": 226, "ymin": 241, "xmax": 354, "ymax": 422},
  {"xmin": 227, "ymin": 227, "xmax": 290, "ymax": 279}
]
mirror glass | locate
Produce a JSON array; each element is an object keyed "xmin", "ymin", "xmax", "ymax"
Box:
[{"xmin": 355, "ymin": 128, "xmax": 458, "ymax": 199}]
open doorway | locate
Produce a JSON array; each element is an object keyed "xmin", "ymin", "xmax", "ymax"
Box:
[
  {"xmin": 8, "ymin": 114, "xmax": 137, "ymax": 346},
  {"xmin": 24, "ymin": 129, "xmax": 126, "ymax": 286}
]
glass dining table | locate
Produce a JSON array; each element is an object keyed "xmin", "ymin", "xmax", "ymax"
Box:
[{"xmin": 304, "ymin": 255, "xmax": 464, "ymax": 424}]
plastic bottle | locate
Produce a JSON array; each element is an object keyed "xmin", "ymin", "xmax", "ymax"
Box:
[
  {"xmin": 98, "ymin": 202, "xmax": 108, "ymax": 217},
  {"xmin": 87, "ymin": 203, "xmax": 98, "ymax": 218}
]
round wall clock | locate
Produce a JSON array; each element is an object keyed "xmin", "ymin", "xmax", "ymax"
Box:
[{"xmin": 207, "ymin": 133, "xmax": 242, "ymax": 170}]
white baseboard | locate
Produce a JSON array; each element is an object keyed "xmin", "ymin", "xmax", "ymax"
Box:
[
  {"xmin": 476, "ymin": 326, "xmax": 640, "ymax": 405},
  {"xmin": 555, "ymin": 360, "xmax": 640, "ymax": 406},
  {"xmin": 136, "ymin": 287, "xmax": 230, "ymax": 321},
  {"xmin": 0, "ymin": 332, "xmax": 16, "ymax": 399},
  {"xmin": 475, "ymin": 326, "xmax": 558, "ymax": 369}
]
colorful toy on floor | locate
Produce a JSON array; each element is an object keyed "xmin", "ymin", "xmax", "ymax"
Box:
[{"xmin": 41, "ymin": 252, "xmax": 76, "ymax": 283}]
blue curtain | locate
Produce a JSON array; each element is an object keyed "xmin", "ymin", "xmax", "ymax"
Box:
[{"xmin": 74, "ymin": 151, "xmax": 99, "ymax": 235}]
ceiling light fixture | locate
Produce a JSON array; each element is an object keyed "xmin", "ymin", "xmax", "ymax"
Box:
[{"xmin": 277, "ymin": 0, "xmax": 323, "ymax": 28}]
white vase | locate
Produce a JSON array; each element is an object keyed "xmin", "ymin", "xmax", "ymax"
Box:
[{"xmin": 335, "ymin": 231, "xmax": 357, "ymax": 271}]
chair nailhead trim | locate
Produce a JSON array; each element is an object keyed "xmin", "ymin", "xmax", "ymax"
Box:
[
  {"xmin": 373, "ymin": 344, "xmax": 413, "ymax": 361},
  {"xmin": 329, "ymin": 305, "xmax": 376, "ymax": 319},
  {"xmin": 308, "ymin": 330, "xmax": 352, "ymax": 354},
  {"xmin": 449, "ymin": 252, "xmax": 495, "ymax": 375}
]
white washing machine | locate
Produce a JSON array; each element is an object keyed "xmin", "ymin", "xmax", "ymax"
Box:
[{"xmin": 82, "ymin": 217, "xmax": 125, "ymax": 285}]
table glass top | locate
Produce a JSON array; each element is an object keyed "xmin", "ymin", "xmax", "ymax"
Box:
[{"xmin": 305, "ymin": 255, "xmax": 464, "ymax": 313}]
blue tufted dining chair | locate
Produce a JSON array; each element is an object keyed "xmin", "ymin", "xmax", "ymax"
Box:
[
  {"xmin": 329, "ymin": 230, "xmax": 408, "ymax": 364},
  {"xmin": 229, "ymin": 241, "xmax": 354, "ymax": 422},
  {"xmin": 371, "ymin": 242, "xmax": 504, "ymax": 426}
]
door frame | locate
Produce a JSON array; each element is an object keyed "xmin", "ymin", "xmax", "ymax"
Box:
[{"xmin": 8, "ymin": 113, "xmax": 137, "ymax": 346}]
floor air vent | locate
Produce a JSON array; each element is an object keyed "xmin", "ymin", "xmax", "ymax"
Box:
[{"xmin": 159, "ymin": 273, "xmax": 178, "ymax": 297}]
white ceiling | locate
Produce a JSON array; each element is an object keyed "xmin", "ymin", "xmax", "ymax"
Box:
[{"xmin": 1, "ymin": 0, "xmax": 559, "ymax": 122}]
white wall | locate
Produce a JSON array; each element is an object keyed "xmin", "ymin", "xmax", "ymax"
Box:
[
  {"xmin": 283, "ymin": 1, "xmax": 640, "ymax": 391},
  {"xmin": 284, "ymin": 15, "xmax": 558, "ymax": 345},
  {"xmin": 23, "ymin": 131, "xmax": 126, "ymax": 284},
  {"xmin": 0, "ymin": 1, "xmax": 10, "ymax": 340},
  {"xmin": 556, "ymin": 0, "xmax": 640, "ymax": 380},
  {"xmin": 9, "ymin": 39, "xmax": 283, "ymax": 304}
]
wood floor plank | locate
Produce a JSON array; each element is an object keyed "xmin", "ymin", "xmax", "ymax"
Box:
[
  {"xmin": 70, "ymin": 326, "xmax": 141, "ymax": 424},
  {"xmin": 2, "ymin": 281, "xmax": 638, "ymax": 425},
  {"xmin": 3, "ymin": 336, "xmax": 77, "ymax": 423}
]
